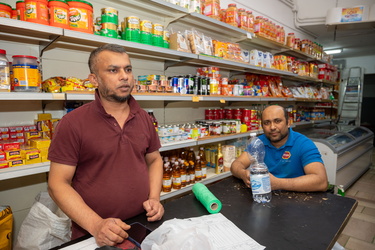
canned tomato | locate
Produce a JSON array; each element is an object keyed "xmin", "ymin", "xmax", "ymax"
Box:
[
  {"xmin": 241, "ymin": 109, "xmax": 251, "ymax": 124},
  {"xmin": 205, "ymin": 109, "xmax": 213, "ymax": 120},
  {"xmin": 225, "ymin": 108, "xmax": 233, "ymax": 119},
  {"xmin": 217, "ymin": 108, "xmax": 224, "ymax": 120},
  {"xmin": 212, "ymin": 109, "xmax": 219, "ymax": 120},
  {"xmin": 234, "ymin": 108, "xmax": 242, "ymax": 120}
]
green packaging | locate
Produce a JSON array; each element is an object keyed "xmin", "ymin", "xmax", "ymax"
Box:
[{"xmin": 192, "ymin": 183, "xmax": 222, "ymax": 214}]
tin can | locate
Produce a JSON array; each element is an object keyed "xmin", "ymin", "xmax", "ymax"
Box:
[
  {"xmin": 241, "ymin": 109, "xmax": 251, "ymax": 124},
  {"xmin": 250, "ymin": 109, "xmax": 258, "ymax": 120},
  {"xmin": 140, "ymin": 19, "xmax": 152, "ymax": 45},
  {"xmin": 250, "ymin": 120, "xmax": 259, "ymax": 130},
  {"xmin": 124, "ymin": 16, "xmax": 140, "ymax": 42},
  {"xmin": 212, "ymin": 109, "xmax": 219, "ymax": 120},
  {"xmin": 152, "ymin": 23, "xmax": 164, "ymax": 47},
  {"xmin": 224, "ymin": 108, "xmax": 233, "ymax": 119},
  {"xmin": 101, "ymin": 7, "xmax": 118, "ymax": 24},
  {"xmin": 217, "ymin": 108, "xmax": 224, "ymax": 120},
  {"xmin": 205, "ymin": 109, "xmax": 213, "ymax": 120},
  {"xmin": 234, "ymin": 108, "xmax": 242, "ymax": 120}
]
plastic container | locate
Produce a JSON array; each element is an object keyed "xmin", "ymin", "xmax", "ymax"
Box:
[
  {"xmin": 11, "ymin": 8, "xmax": 18, "ymax": 19},
  {"xmin": 0, "ymin": 49, "xmax": 11, "ymax": 92},
  {"xmin": 25, "ymin": 0, "xmax": 49, "ymax": 25},
  {"xmin": 67, "ymin": 0, "xmax": 93, "ymax": 34},
  {"xmin": 247, "ymin": 132, "xmax": 271, "ymax": 203},
  {"xmin": 0, "ymin": 2, "xmax": 12, "ymax": 18},
  {"xmin": 48, "ymin": 0, "xmax": 69, "ymax": 29},
  {"xmin": 12, "ymin": 55, "xmax": 40, "ymax": 92},
  {"xmin": 16, "ymin": 1, "xmax": 26, "ymax": 21},
  {"xmin": 225, "ymin": 3, "xmax": 239, "ymax": 27}
]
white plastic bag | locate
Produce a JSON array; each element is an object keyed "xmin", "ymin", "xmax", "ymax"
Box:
[{"xmin": 14, "ymin": 192, "xmax": 71, "ymax": 250}]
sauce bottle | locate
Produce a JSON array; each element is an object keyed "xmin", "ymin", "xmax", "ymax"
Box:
[
  {"xmin": 162, "ymin": 163, "xmax": 172, "ymax": 192},
  {"xmin": 195, "ymin": 155, "xmax": 202, "ymax": 181}
]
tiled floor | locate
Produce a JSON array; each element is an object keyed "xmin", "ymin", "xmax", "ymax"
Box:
[{"xmin": 337, "ymin": 148, "xmax": 375, "ymax": 250}]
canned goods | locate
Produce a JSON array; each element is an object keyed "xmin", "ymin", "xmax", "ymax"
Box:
[
  {"xmin": 124, "ymin": 16, "xmax": 140, "ymax": 42},
  {"xmin": 101, "ymin": 7, "xmax": 118, "ymax": 24},
  {"xmin": 217, "ymin": 108, "xmax": 224, "ymax": 120},
  {"xmin": 234, "ymin": 108, "xmax": 242, "ymax": 120},
  {"xmin": 225, "ymin": 108, "xmax": 233, "ymax": 119},
  {"xmin": 140, "ymin": 20, "xmax": 152, "ymax": 45},
  {"xmin": 241, "ymin": 109, "xmax": 251, "ymax": 124},
  {"xmin": 250, "ymin": 109, "xmax": 258, "ymax": 120},
  {"xmin": 205, "ymin": 109, "xmax": 213, "ymax": 120}
]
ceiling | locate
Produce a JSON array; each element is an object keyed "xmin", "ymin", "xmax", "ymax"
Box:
[{"xmin": 299, "ymin": 21, "xmax": 375, "ymax": 59}]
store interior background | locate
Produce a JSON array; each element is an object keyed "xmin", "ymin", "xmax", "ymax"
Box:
[{"xmin": 1, "ymin": 0, "xmax": 375, "ymax": 246}]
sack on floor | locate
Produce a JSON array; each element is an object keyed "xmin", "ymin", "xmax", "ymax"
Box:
[
  {"xmin": 0, "ymin": 206, "xmax": 13, "ymax": 250},
  {"xmin": 15, "ymin": 192, "xmax": 71, "ymax": 250}
]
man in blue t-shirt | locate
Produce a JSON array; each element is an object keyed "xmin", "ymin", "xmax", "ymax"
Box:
[{"xmin": 231, "ymin": 105, "xmax": 328, "ymax": 192}]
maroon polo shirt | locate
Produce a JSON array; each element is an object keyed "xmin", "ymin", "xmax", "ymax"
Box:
[{"xmin": 48, "ymin": 90, "xmax": 161, "ymax": 239}]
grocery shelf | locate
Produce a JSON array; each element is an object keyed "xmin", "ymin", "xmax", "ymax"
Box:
[
  {"xmin": 0, "ymin": 162, "xmax": 50, "ymax": 181},
  {"xmin": 0, "ymin": 92, "xmax": 65, "ymax": 100},
  {"xmin": 160, "ymin": 169, "xmax": 232, "ymax": 200}
]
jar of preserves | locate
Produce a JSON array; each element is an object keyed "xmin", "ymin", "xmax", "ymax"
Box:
[
  {"xmin": 225, "ymin": 3, "xmax": 238, "ymax": 27},
  {"xmin": 246, "ymin": 11, "xmax": 254, "ymax": 33},
  {"xmin": 286, "ymin": 33, "xmax": 295, "ymax": 48},
  {"xmin": 238, "ymin": 8, "xmax": 247, "ymax": 31},
  {"xmin": 203, "ymin": 0, "xmax": 220, "ymax": 20}
]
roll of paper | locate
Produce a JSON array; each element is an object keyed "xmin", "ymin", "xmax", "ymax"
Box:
[{"xmin": 192, "ymin": 183, "xmax": 222, "ymax": 214}]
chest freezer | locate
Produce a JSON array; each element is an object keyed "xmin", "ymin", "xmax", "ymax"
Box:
[{"xmin": 295, "ymin": 126, "xmax": 373, "ymax": 189}]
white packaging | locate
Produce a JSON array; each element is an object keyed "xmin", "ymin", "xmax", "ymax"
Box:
[
  {"xmin": 250, "ymin": 50, "xmax": 263, "ymax": 67},
  {"xmin": 222, "ymin": 145, "xmax": 236, "ymax": 172}
]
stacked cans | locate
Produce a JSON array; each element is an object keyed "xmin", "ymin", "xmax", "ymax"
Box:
[
  {"xmin": 100, "ymin": 7, "xmax": 119, "ymax": 38},
  {"xmin": 122, "ymin": 16, "xmax": 140, "ymax": 42}
]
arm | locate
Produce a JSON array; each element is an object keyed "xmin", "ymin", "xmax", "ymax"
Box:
[
  {"xmin": 270, "ymin": 162, "xmax": 328, "ymax": 192},
  {"xmin": 143, "ymin": 150, "xmax": 164, "ymax": 221},
  {"xmin": 48, "ymin": 162, "xmax": 129, "ymax": 246},
  {"xmin": 230, "ymin": 151, "xmax": 253, "ymax": 188}
]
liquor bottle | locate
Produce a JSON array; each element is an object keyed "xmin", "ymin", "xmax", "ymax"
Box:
[
  {"xmin": 172, "ymin": 161, "xmax": 181, "ymax": 190},
  {"xmin": 162, "ymin": 163, "xmax": 172, "ymax": 192},
  {"xmin": 198, "ymin": 147, "xmax": 207, "ymax": 179},
  {"xmin": 195, "ymin": 155, "xmax": 202, "ymax": 181},
  {"xmin": 216, "ymin": 143, "xmax": 224, "ymax": 174},
  {"xmin": 184, "ymin": 159, "xmax": 191, "ymax": 185},
  {"xmin": 189, "ymin": 160, "xmax": 196, "ymax": 184},
  {"xmin": 247, "ymin": 132, "xmax": 271, "ymax": 203}
]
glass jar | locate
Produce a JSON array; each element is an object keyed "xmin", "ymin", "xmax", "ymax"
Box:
[
  {"xmin": 286, "ymin": 33, "xmax": 295, "ymax": 48},
  {"xmin": 225, "ymin": 3, "xmax": 238, "ymax": 27}
]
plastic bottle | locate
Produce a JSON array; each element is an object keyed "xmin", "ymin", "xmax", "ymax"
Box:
[
  {"xmin": 215, "ymin": 143, "xmax": 223, "ymax": 174},
  {"xmin": 147, "ymin": 110, "xmax": 158, "ymax": 131},
  {"xmin": 195, "ymin": 155, "xmax": 202, "ymax": 181},
  {"xmin": 0, "ymin": 49, "xmax": 11, "ymax": 92},
  {"xmin": 172, "ymin": 161, "xmax": 181, "ymax": 189},
  {"xmin": 162, "ymin": 162, "xmax": 172, "ymax": 192},
  {"xmin": 247, "ymin": 132, "xmax": 271, "ymax": 203}
]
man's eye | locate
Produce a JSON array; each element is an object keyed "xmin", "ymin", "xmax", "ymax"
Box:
[
  {"xmin": 126, "ymin": 68, "xmax": 132, "ymax": 73},
  {"xmin": 109, "ymin": 69, "xmax": 117, "ymax": 73},
  {"xmin": 275, "ymin": 119, "xmax": 282, "ymax": 124},
  {"xmin": 263, "ymin": 121, "xmax": 270, "ymax": 125}
]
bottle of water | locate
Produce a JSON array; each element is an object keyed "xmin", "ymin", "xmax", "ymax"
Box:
[{"xmin": 247, "ymin": 132, "xmax": 272, "ymax": 203}]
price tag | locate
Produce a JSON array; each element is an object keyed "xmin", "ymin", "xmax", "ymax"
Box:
[
  {"xmin": 52, "ymin": 93, "xmax": 65, "ymax": 100},
  {"xmin": 220, "ymin": 99, "xmax": 226, "ymax": 103},
  {"xmin": 192, "ymin": 96, "xmax": 200, "ymax": 102},
  {"xmin": 247, "ymin": 32, "xmax": 252, "ymax": 39}
]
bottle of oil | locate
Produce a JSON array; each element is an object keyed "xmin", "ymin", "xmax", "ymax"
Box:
[
  {"xmin": 183, "ymin": 159, "xmax": 191, "ymax": 185},
  {"xmin": 216, "ymin": 143, "xmax": 224, "ymax": 174},
  {"xmin": 180, "ymin": 159, "xmax": 187, "ymax": 187},
  {"xmin": 162, "ymin": 162, "xmax": 172, "ymax": 192},
  {"xmin": 172, "ymin": 161, "xmax": 181, "ymax": 190},
  {"xmin": 189, "ymin": 159, "xmax": 196, "ymax": 184},
  {"xmin": 195, "ymin": 155, "xmax": 202, "ymax": 181},
  {"xmin": 198, "ymin": 147, "xmax": 207, "ymax": 179}
]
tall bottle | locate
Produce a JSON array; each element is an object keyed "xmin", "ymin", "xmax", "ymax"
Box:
[
  {"xmin": 147, "ymin": 110, "xmax": 158, "ymax": 131},
  {"xmin": 162, "ymin": 163, "xmax": 172, "ymax": 192},
  {"xmin": 215, "ymin": 143, "xmax": 224, "ymax": 174},
  {"xmin": 179, "ymin": 159, "xmax": 187, "ymax": 187},
  {"xmin": 0, "ymin": 49, "xmax": 10, "ymax": 92},
  {"xmin": 247, "ymin": 132, "xmax": 271, "ymax": 203},
  {"xmin": 198, "ymin": 147, "xmax": 207, "ymax": 179},
  {"xmin": 195, "ymin": 155, "xmax": 202, "ymax": 181},
  {"xmin": 172, "ymin": 161, "xmax": 181, "ymax": 190}
]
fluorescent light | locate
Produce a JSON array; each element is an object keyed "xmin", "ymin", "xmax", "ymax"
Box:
[{"xmin": 324, "ymin": 49, "xmax": 343, "ymax": 55}]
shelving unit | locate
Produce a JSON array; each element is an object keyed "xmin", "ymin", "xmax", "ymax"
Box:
[{"xmin": 0, "ymin": 1, "xmax": 337, "ymax": 180}]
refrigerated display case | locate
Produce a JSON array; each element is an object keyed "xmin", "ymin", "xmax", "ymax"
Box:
[{"xmin": 295, "ymin": 126, "xmax": 373, "ymax": 190}]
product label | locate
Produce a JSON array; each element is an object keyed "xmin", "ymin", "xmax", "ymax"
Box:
[
  {"xmin": 41, "ymin": 4, "xmax": 48, "ymax": 21},
  {"xmin": 53, "ymin": 7, "xmax": 68, "ymax": 24},
  {"xmin": 251, "ymin": 174, "xmax": 271, "ymax": 194},
  {"xmin": 0, "ymin": 10, "xmax": 11, "ymax": 18},
  {"xmin": 25, "ymin": 3, "xmax": 37, "ymax": 19},
  {"xmin": 12, "ymin": 64, "xmax": 39, "ymax": 87},
  {"xmin": 69, "ymin": 7, "xmax": 89, "ymax": 29}
]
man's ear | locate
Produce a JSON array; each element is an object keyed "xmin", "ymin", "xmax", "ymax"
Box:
[{"xmin": 88, "ymin": 73, "xmax": 98, "ymax": 87}]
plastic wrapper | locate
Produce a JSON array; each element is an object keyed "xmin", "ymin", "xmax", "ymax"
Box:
[
  {"xmin": 202, "ymin": 35, "xmax": 213, "ymax": 55},
  {"xmin": 42, "ymin": 77, "xmax": 95, "ymax": 93},
  {"xmin": 169, "ymin": 31, "xmax": 191, "ymax": 53},
  {"xmin": 187, "ymin": 29, "xmax": 205, "ymax": 55}
]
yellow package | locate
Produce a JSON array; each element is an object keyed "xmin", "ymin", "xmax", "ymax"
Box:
[
  {"xmin": 8, "ymin": 158, "xmax": 24, "ymax": 167},
  {"xmin": 41, "ymin": 156, "xmax": 50, "ymax": 162},
  {"xmin": 26, "ymin": 157, "xmax": 42, "ymax": 165},
  {"xmin": 5, "ymin": 149, "xmax": 22, "ymax": 160},
  {"xmin": 0, "ymin": 161, "xmax": 8, "ymax": 169},
  {"xmin": 30, "ymin": 138, "xmax": 51, "ymax": 149},
  {"xmin": 20, "ymin": 146, "xmax": 40, "ymax": 160},
  {"xmin": 37, "ymin": 113, "xmax": 52, "ymax": 121},
  {"xmin": 39, "ymin": 147, "xmax": 49, "ymax": 158}
]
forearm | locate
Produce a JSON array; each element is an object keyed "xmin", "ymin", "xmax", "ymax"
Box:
[
  {"xmin": 271, "ymin": 174, "xmax": 328, "ymax": 192},
  {"xmin": 147, "ymin": 155, "xmax": 163, "ymax": 201},
  {"xmin": 231, "ymin": 160, "xmax": 248, "ymax": 181}
]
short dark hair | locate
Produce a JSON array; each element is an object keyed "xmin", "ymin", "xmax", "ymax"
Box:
[
  {"xmin": 88, "ymin": 44, "xmax": 128, "ymax": 74},
  {"xmin": 261, "ymin": 105, "xmax": 289, "ymax": 124}
]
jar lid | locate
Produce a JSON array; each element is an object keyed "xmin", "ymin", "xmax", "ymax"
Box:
[
  {"xmin": 16, "ymin": 1, "xmax": 25, "ymax": 3},
  {"xmin": 0, "ymin": 2, "xmax": 12, "ymax": 8},
  {"xmin": 49, "ymin": 0, "xmax": 68, "ymax": 3},
  {"xmin": 12, "ymin": 55, "xmax": 38, "ymax": 59},
  {"xmin": 66, "ymin": 0, "xmax": 93, "ymax": 8},
  {"xmin": 0, "ymin": 49, "xmax": 6, "ymax": 55},
  {"xmin": 228, "ymin": 3, "xmax": 237, "ymax": 7}
]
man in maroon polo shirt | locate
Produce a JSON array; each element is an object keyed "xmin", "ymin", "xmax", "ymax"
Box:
[{"xmin": 48, "ymin": 44, "xmax": 164, "ymax": 247}]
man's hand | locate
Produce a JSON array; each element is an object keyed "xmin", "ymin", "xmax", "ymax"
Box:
[
  {"xmin": 93, "ymin": 218, "xmax": 130, "ymax": 247},
  {"xmin": 143, "ymin": 198, "xmax": 164, "ymax": 222}
]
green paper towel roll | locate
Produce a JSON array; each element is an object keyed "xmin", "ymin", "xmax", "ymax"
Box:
[{"xmin": 192, "ymin": 183, "xmax": 222, "ymax": 214}]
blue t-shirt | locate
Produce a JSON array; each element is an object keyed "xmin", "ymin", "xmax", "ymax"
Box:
[{"xmin": 249, "ymin": 128, "xmax": 323, "ymax": 178}]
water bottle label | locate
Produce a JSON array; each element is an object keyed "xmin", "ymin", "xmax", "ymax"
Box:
[{"xmin": 250, "ymin": 174, "xmax": 271, "ymax": 194}]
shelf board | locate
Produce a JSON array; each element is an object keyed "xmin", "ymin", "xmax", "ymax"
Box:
[
  {"xmin": 0, "ymin": 92, "xmax": 65, "ymax": 100},
  {"xmin": 0, "ymin": 162, "xmax": 50, "ymax": 181}
]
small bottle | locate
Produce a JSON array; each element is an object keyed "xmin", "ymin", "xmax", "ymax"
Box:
[
  {"xmin": 247, "ymin": 132, "xmax": 272, "ymax": 203},
  {"xmin": 0, "ymin": 49, "xmax": 11, "ymax": 92},
  {"xmin": 189, "ymin": 160, "xmax": 196, "ymax": 184},
  {"xmin": 195, "ymin": 155, "xmax": 202, "ymax": 181},
  {"xmin": 147, "ymin": 110, "xmax": 158, "ymax": 131},
  {"xmin": 184, "ymin": 159, "xmax": 191, "ymax": 185},
  {"xmin": 162, "ymin": 163, "xmax": 172, "ymax": 192},
  {"xmin": 215, "ymin": 143, "xmax": 224, "ymax": 174},
  {"xmin": 198, "ymin": 147, "xmax": 207, "ymax": 178}
]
